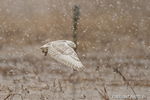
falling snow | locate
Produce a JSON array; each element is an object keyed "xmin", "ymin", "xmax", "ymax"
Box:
[{"xmin": 0, "ymin": 0, "xmax": 150, "ymax": 99}]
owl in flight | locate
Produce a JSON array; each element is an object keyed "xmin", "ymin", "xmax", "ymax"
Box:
[{"xmin": 38, "ymin": 40, "xmax": 85, "ymax": 71}]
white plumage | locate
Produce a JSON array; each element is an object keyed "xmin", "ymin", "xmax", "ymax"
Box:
[{"xmin": 38, "ymin": 40, "xmax": 85, "ymax": 71}]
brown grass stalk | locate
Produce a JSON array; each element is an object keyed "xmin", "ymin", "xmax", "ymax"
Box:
[
  {"xmin": 113, "ymin": 67, "xmax": 138, "ymax": 100},
  {"xmin": 94, "ymin": 85, "xmax": 109, "ymax": 100},
  {"xmin": 4, "ymin": 93, "xmax": 23, "ymax": 100}
]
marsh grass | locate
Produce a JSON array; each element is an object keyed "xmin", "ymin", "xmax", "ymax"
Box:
[
  {"xmin": 4, "ymin": 93, "xmax": 23, "ymax": 100},
  {"xmin": 94, "ymin": 85, "xmax": 110, "ymax": 100},
  {"xmin": 113, "ymin": 67, "xmax": 138, "ymax": 100},
  {"xmin": 1, "ymin": 55, "xmax": 149, "ymax": 99}
]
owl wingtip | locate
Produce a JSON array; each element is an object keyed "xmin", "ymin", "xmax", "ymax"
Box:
[{"xmin": 74, "ymin": 66, "xmax": 85, "ymax": 71}]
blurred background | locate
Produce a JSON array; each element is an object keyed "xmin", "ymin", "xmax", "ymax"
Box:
[{"xmin": 0, "ymin": 0, "xmax": 150, "ymax": 99}]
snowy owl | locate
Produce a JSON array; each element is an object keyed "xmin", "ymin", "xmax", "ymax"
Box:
[{"xmin": 38, "ymin": 40, "xmax": 85, "ymax": 71}]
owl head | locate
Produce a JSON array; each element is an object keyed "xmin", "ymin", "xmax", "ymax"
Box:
[{"xmin": 66, "ymin": 40, "xmax": 76, "ymax": 49}]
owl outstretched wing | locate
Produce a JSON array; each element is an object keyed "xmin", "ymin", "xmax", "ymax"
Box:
[{"xmin": 48, "ymin": 41, "xmax": 84, "ymax": 71}]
